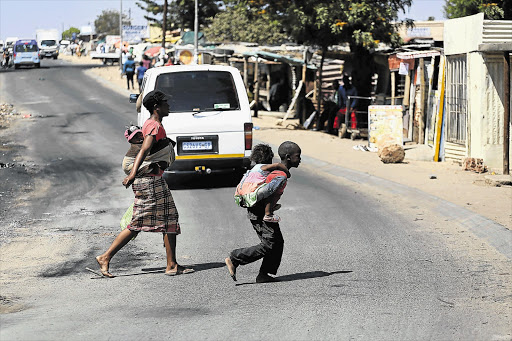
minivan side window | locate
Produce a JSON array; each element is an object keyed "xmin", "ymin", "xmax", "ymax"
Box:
[{"xmin": 155, "ymin": 71, "xmax": 240, "ymax": 112}]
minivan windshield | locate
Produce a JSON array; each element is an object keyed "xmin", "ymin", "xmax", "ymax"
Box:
[
  {"xmin": 155, "ymin": 71, "xmax": 240, "ymax": 113},
  {"xmin": 41, "ymin": 40, "xmax": 56, "ymax": 47},
  {"xmin": 15, "ymin": 44, "xmax": 38, "ymax": 52}
]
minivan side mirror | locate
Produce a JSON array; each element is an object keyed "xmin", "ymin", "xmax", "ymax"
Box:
[{"xmin": 129, "ymin": 94, "xmax": 139, "ymax": 103}]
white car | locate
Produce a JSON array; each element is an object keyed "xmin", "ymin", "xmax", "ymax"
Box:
[{"xmin": 131, "ymin": 65, "xmax": 253, "ymax": 177}]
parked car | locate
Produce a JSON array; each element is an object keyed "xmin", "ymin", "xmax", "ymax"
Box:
[
  {"xmin": 130, "ymin": 65, "xmax": 253, "ymax": 179},
  {"xmin": 13, "ymin": 39, "xmax": 40, "ymax": 69}
]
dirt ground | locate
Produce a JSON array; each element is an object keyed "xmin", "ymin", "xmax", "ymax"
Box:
[{"xmin": 14, "ymin": 55, "xmax": 512, "ymax": 228}]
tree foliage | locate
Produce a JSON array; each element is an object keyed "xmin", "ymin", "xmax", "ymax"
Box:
[
  {"xmin": 254, "ymin": 0, "xmax": 412, "ymax": 50},
  {"xmin": 204, "ymin": 4, "xmax": 287, "ymax": 44},
  {"xmin": 62, "ymin": 27, "xmax": 80, "ymax": 40},
  {"xmin": 136, "ymin": 0, "xmax": 221, "ymax": 31},
  {"xmin": 94, "ymin": 10, "xmax": 131, "ymax": 36},
  {"xmin": 444, "ymin": 0, "xmax": 511, "ymax": 20},
  {"xmin": 246, "ymin": 0, "xmax": 412, "ymax": 98}
]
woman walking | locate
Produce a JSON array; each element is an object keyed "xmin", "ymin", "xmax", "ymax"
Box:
[{"xmin": 96, "ymin": 90, "xmax": 194, "ymax": 278}]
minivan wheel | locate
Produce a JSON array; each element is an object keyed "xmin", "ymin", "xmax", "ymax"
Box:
[
  {"xmin": 14, "ymin": 64, "xmax": 19, "ymax": 69},
  {"xmin": 35, "ymin": 63, "xmax": 40, "ymax": 68}
]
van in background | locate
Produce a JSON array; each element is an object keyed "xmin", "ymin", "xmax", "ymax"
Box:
[
  {"xmin": 130, "ymin": 65, "xmax": 253, "ymax": 180},
  {"xmin": 13, "ymin": 39, "xmax": 40, "ymax": 69},
  {"xmin": 36, "ymin": 29, "xmax": 59, "ymax": 59},
  {"xmin": 5, "ymin": 37, "xmax": 19, "ymax": 53}
]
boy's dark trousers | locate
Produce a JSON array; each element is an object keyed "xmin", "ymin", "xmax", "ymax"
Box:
[{"xmin": 229, "ymin": 219, "xmax": 284, "ymax": 275}]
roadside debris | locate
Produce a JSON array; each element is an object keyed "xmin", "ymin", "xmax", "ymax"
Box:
[
  {"xmin": 1, "ymin": 103, "xmax": 16, "ymax": 116},
  {"xmin": 378, "ymin": 144, "xmax": 405, "ymax": 163},
  {"xmin": 353, "ymin": 144, "xmax": 378, "ymax": 152},
  {"xmin": 462, "ymin": 157, "xmax": 488, "ymax": 173}
]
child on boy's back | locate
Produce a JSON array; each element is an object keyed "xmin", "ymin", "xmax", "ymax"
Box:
[
  {"xmin": 227, "ymin": 141, "xmax": 302, "ymax": 283},
  {"xmin": 234, "ymin": 143, "xmax": 290, "ymax": 223}
]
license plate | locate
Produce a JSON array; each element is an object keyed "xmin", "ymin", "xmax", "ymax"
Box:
[{"xmin": 182, "ymin": 141, "xmax": 212, "ymax": 151}]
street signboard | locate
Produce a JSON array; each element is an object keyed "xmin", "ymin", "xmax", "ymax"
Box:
[
  {"xmin": 122, "ymin": 25, "xmax": 149, "ymax": 43},
  {"xmin": 368, "ymin": 105, "xmax": 404, "ymax": 148}
]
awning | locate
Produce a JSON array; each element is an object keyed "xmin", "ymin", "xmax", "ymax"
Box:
[
  {"xmin": 242, "ymin": 51, "xmax": 317, "ymax": 69},
  {"xmin": 396, "ymin": 50, "xmax": 441, "ymax": 60}
]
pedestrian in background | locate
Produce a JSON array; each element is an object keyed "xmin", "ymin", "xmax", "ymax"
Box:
[
  {"xmin": 136, "ymin": 61, "xmax": 148, "ymax": 92},
  {"xmin": 225, "ymin": 141, "xmax": 302, "ymax": 283},
  {"xmin": 96, "ymin": 90, "xmax": 193, "ymax": 278},
  {"xmin": 123, "ymin": 55, "xmax": 136, "ymax": 90}
]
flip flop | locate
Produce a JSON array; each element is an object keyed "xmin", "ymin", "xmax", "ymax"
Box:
[
  {"xmin": 165, "ymin": 267, "xmax": 195, "ymax": 276},
  {"xmin": 263, "ymin": 214, "xmax": 281, "ymax": 223}
]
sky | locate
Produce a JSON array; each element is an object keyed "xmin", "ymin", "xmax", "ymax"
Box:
[{"xmin": 0, "ymin": 0, "xmax": 446, "ymax": 41}]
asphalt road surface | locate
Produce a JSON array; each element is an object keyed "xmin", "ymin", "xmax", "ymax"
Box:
[{"xmin": 0, "ymin": 60, "xmax": 510, "ymax": 340}]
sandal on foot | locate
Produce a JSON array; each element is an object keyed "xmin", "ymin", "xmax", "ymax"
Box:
[
  {"xmin": 165, "ymin": 267, "xmax": 195, "ymax": 276},
  {"xmin": 225, "ymin": 257, "xmax": 237, "ymax": 281},
  {"xmin": 263, "ymin": 214, "xmax": 281, "ymax": 223}
]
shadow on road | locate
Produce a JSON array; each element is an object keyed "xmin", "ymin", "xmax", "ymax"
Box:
[
  {"xmin": 86, "ymin": 262, "xmax": 226, "ymax": 279},
  {"xmin": 235, "ymin": 270, "xmax": 353, "ymax": 286},
  {"xmin": 166, "ymin": 173, "xmax": 243, "ymax": 190},
  {"xmin": 141, "ymin": 261, "xmax": 226, "ymax": 273}
]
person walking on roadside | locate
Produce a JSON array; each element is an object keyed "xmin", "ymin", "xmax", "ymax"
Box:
[
  {"xmin": 123, "ymin": 55, "xmax": 136, "ymax": 90},
  {"xmin": 225, "ymin": 141, "xmax": 302, "ymax": 283},
  {"xmin": 96, "ymin": 90, "xmax": 194, "ymax": 278},
  {"xmin": 136, "ymin": 61, "xmax": 148, "ymax": 92}
]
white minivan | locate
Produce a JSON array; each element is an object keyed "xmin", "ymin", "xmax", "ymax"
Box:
[{"xmin": 131, "ymin": 65, "xmax": 253, "ymax": 177}]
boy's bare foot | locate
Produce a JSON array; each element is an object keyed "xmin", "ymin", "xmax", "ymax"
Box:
[
  {"xmin": 95, "ymin": 255, "xmax": 114, "ymax": 278},
  {"xmin": 225, "ymin": 257, "xmax": 237, "ymax": 281}
]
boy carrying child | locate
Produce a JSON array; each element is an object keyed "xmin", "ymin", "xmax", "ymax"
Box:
[{"xmin": 226, "ymin": 141, "xmax": 301, "ymax": 283}]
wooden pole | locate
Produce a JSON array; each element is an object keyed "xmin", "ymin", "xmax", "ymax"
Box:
[
  {"xmin": 403, "ymin": 69, "xmax": 411, "ymax": 106},
  {"xmin": 504, "ymin": 52, "xmax": 510, "ymax": 175},
  {"xmin": 162, "ymin": 0, "xmax": 168, "ymax": 48},
  {"xmin": 243, "ymin": 56, "xmax": 248, "ymax": 88},
  {"xmin": 391, "ymin": 71, "xmax": 396, "ymax": 105},
  {"xmin": 254, "ymin": 59, "xmax": 259, "ymax": 118},
  {"xmin": 419, "ymin": 58, "xmax": 426, "ymax": 144}
]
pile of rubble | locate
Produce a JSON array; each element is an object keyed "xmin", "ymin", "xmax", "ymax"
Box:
[
  {"xmin": 463, "ymin": 157, "xmax": 488, "ymax": 173},
  {"xmin": 0, "ymin": 103, "xmax": 17, "ymax": 116},
  {"xmin": 0, "ymin": 103, "xmax": 22, "ymax": 129}
]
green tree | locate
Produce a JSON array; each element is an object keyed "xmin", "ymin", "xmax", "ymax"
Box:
[
  {"xmin": 137, "ymin": 0, "xmax": 221, "ymax": 32},
  {"xmin": 94, "ymin": 9, "xmax": 132, "ymax": 37},
  {"xmin": 62, "ymin": 27, "xmax": 80, "ymax": 40},
  {"xmin": 254, "ymin": 0, "xmax": 412, "ymax": 104},
  {"xmin": 204, "ymin": 4, "xmax": 287, "ymax": 44},
  {"xmin": 444, "ymin": 0, "xmax": 511, "ymax": 20}
]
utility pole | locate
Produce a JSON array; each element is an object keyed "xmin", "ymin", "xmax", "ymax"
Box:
[
  {"xmin": 194, "ymin": 0, "xmax": 199, "ymax": 64},
  {"xmin": 119, "ymin": 0, "xmax": 123, "ymax": 71},
  {"xmin": 162, "ymin": 0, "xmax": 167, "ymax": 48}
]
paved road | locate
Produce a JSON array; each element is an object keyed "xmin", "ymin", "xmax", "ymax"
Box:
[{"xmin": 0, "ymin": 60, "xmax": 511, "ymax": 340}]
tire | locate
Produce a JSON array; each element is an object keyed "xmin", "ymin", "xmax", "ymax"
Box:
[
  {"xmin": 35, "ymin": 63, "xmax": 40, "ymax": 68},
  {"xmin": 14, "ymin": 64, "xmax": 19, "ymax": 69}
]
